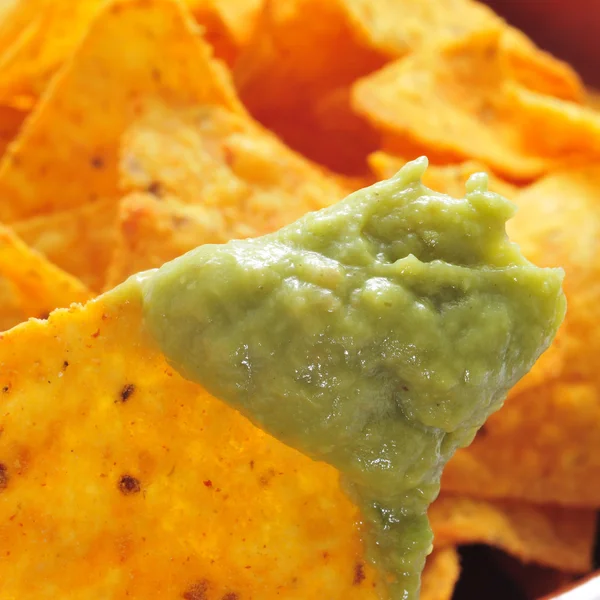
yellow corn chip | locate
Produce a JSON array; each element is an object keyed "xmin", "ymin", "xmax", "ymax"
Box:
[
  {"xmin": 368, "ymin": 152, "xmax": 518, "ymax": 199},
  {"xmin": 444, "ymin": 166, "xmax": 600, "ymax": 505},
  {"xmin": 353, "ymin": 30, "xmax": 600, "ymax": 180},
  {"xmin": 13, "ymin": 200, "xmax": 117, "ymax": 291},
  {"xmin": 420, "ymin": 547, "xmax": 460, "ymax": 600},
  {"xmin": 430, "ymin": 495, "xmax": 596, "ymax": 573},
  {"xmin": 234, "ymin": 0, "xmax": 581, "ymax": 175},
  {"xmin": 109, "ymin": 99, "xmax": 349, "ymax": 284},
  {"xmin": 0, "ymin": 0, "xmax": 243, "ymax": 224},
  {"xmin": 0, "ymin": 288, "xmax": 384, "ymax": 598},
  {"xmin": 0, "ymin": 223, "xmax": 90, "ymax": 330}
]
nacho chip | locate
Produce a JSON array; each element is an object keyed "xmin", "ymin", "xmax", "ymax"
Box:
[
  {"xmin": 13, "ymin": 200, "xmax": 117, "ymax": 291},
  {"xmin": 0, "ymin": 286, "xmax": 386, "ymax": 599},
  {"xmin": 353, "ymin": 30, "xmax": 600, "ymax": 180},
  {"xmin": 443, "ymin": 165, "xmax": 600, "ymax": 505},
  {"xmin": 420, "ymin": 547, "xmax": 461, "ymax": 600},
  {"xmin": 234, "ymin": 0, "xmax": 581, "ymax": 174},
  {"xmin": 0, "ymin": 0, "xmax": 243, "ymax": 224},
  {"xmin": 109, "ymin": 99, "xmax": 349, "ymax": 284},
  {"xmin": 430, "ymin": 495, "xmax": 596, "ymax": 573},
  {"xmin": 0, "ymin": 223, "xmax": 90, "ymax": 330},
  {"xmin": 368, "ymin": 152, "xmax": 518, "ymax": 199}
]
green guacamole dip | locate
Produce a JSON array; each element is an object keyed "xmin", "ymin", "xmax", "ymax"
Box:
[{"xmin": 137, "ymin": 157, "xmax": 565, "ymax": 599}]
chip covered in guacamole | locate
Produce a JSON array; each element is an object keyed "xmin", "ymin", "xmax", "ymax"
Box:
[{"xmin": 138, "ymin": 157, "xmax": 566, "ymax": 599}]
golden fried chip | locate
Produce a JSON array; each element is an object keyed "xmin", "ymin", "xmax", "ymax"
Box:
[
  {"xmin": 234, "ymin": 0, "xmax": 581, "ymax": 174},
  {"xmin": 108, "ymin": 99, "xmax": 349, "ymax": 284},
  {"xmin": 368, "ymin": 152, "xmax": 518, "ymax": 198},
  {"xmin": 353, "ymin": 30, "xmax": 600, "ymax": 180},
  {"xmin": 430, "ymin": 495, "xmax": 596, "ymax": 572},
  {"xmin": 0, "ymin": 223, "xmax": 90, "ymax": 330},
  {"xmin": 420, "ymin": 547, "xmax": 460, "ymax": 600},
  {"xmin": 0, "ymin": 0, "xmax": 243, "ymax": 224},
  {"xmin": 0, "ymin": 287, "xmax": 386, "ymax": 598},
  {"xmin": 13, "ymin": 200, "xmax": 117, "ymax": 291},
  {"xmin": 443, "ymin": 166, "xmax": 600, "ymax": 505}
]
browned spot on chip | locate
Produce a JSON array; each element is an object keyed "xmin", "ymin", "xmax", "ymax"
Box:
[
  {"xmin": 62, "ymin": 361, "xmax": 69, "ymax": 371},
  {"xmin": 183, "ymin": 579, "xmax": 209, "ymax": 600},
  {"xmin": 203, "ymin": 480, "xmax": 212, "ymax": 488},
  {"xmin": 146, "ymin": 181, "xmax": 163, "ymax": 197},
  {"xmin": 118, "ymin": 475, "xmax": 141, "ymax": 495},
  {"xmin": 0, "ymin": 464, "xmax": 7, "ymax": 491},
  {"xmin": 353, "ymin": 562, "xmax": 365, "ymax": 585},
  {"xmin": 120, "ymin": 384, "xmax": 136, "ymax": 402},
  {"xmin": 222, "ymin": 593, "xmax": 239, "ymax": 600},
  {"xmin": 2, "ymin": 384, "xmax": 9, "ymax": 393},
  {"xmin": 90, "ymin": 155, "xmax": 105, "ymax": 169}
]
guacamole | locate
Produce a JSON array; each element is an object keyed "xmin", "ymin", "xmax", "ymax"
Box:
[{"xmin": 137, "ymin": 158, "xmax": 565, "ymax": 599}]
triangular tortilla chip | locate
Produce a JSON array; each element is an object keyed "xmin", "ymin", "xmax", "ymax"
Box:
[
  {"xmin": 353, "ymin": 31, "xmax": 600, "ymax": 180},
  {"xmin": 109, "ymin": 99, "xmax": 350, "ymax": 284},
  {"xmin": 0, "ymin": 223, "xmax": 90, "ymax": 330},
  {"xmin": 368, "ymin": 151, "xmax": 518, "ymax": 199},
  {"xmin": 234, "ymin": 0, "xmax": 581, "ymax": 175},
  {"xmin": 443, "ymin": 165, "xmax": 600, "ymax": 505},
  {"xmin": 0, "ymin": 287, "xmax": 385, "ymax": 598},
  {"xmin": 0, "ymin": 0, "xmax": 243, "ymax": 224},
  {"xmin": 1, "ymin": 274, "xmax": 582, "ymax": 597},
  {"xmin": 13, "ymin": 200, "xmax": 117, "ymax": 291},
  {"xmin": 430, "ymin": 495, "xmax": 596, "ymax": 573}
]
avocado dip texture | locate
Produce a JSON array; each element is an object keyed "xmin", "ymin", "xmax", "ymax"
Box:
[{"xmin": 136, "ymin": 157, "xmax": 566, "ymax": 599}]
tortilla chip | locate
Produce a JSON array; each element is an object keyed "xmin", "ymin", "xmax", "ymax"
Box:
[
  {"xmin": 443, "ymin": 166, "xmax": 600, "ymax": 505},
  {"xmin": 234, "ymin": 0, "xmax": 581, "ymax": 175},
  {"xmin": 0, "ymin": 0, "xmax": 243, "ymax": 224},
  {"xmin": 0, "ymin": 0, "xmax": 105, "ymax": 108},
  {"xmin": 353, "ymin": 30, "xmax": 600, "ymax": 180},
  {"xmin": 368, "ymin": 152, "xmax": 518, "ymax": 199},
  {"xmin": 420, "ymin": 547, "xmax": 460, "ymax": 600},
  {"xmin": 0, "ymin": 285, "xmax": 387, "ymax": 598},
  {"xmin": 13, "ymin": 200, "xmax": 117, "ymax": 291},
  {"xmin": 109, "ymin": 99, "xmax": 349, "ymax": 284},
  {"xmin": 0, "ymin": 223, "xmax": 90, "ymax": 330},
  {"xmin": 430, "ymin": 495, "xmax": 596, "ymax": 573}
]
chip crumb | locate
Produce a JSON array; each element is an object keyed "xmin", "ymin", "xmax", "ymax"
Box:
[{"xmin": 118, "ymin": 475, "xmax": 141, "ymax": 495}]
